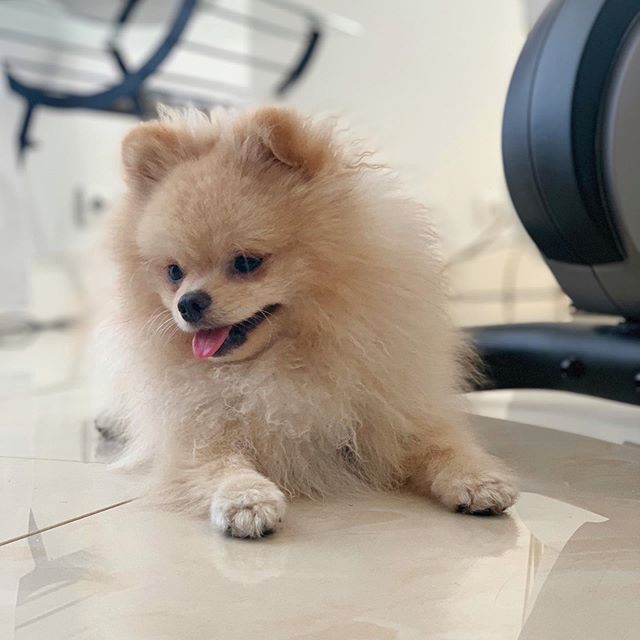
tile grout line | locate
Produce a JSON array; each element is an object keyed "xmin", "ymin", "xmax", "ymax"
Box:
[{"xmin": 0, "ymin": 498, "xmax": 136, "ymax": 547}]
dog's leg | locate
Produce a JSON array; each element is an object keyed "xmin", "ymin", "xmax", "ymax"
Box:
[
  {"xmin": 408, "ymin": 423, "xmax": 518, "ymax": 515},
  {"xmin": 163, "ymin": 453, "xmax": 287, "ymax": 538}
]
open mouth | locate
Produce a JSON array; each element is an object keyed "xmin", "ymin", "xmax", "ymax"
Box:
[{"xmin": 191, "ymin": 304, "xmax": 280, "ymax": 359}]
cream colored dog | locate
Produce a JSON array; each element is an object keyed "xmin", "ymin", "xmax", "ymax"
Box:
[{"xmin": 97, "ymin": 106, "xmax": 517, "ymax": 538}]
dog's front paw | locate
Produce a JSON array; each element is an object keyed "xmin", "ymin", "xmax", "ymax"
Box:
[
  {"xmin": 431, "ymin": 466, "xmax": 518, "ymax": 516},
  {"xmin": 210, "ymin": 474, "xmax": 287, "ymax": 538}
]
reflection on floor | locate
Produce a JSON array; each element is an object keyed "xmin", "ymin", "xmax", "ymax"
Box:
[{"xmin": 1, "ymin": 325, "xmax": 639, "ymax": 639}]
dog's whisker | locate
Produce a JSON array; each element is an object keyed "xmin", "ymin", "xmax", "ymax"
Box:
[
  {"xmin": 142, "ymin": 309, "xmax": 172, "ymax": 334},
  {"xmin": 152, "ymin": 314, "xmax": 176, "ymax": 338},
  {"xmin": 158, "ymin": 319, "xmax": 177, "ymax": 338}
]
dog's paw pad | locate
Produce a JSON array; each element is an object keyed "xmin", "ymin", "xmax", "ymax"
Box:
[
  {"xmin": 210, "ymin": 476, "xmax": 287, "ymax": 539},
  {"xmin": 456, "ymin": 504, "xmax": 499, "ymax": 516},
  {"xmin": 433, "ymin": 469, "xmax": 518, "ymax": 516}
]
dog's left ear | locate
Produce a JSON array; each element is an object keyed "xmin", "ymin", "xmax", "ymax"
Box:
[
  {"xmin": 122, "ymin": 120, "xmax": 214, "ymax": 193},
  {"xmin": 242, "ymin": 106, "xmax": 329, "ymax": 176}
]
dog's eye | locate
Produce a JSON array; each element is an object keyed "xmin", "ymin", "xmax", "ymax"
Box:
[
  {"xmin": 167, "ymin": 264, "xmax": 184, "ymax": 283},
  {"xmin": 233, "ymin": 255, "xmax": 263, "ymax": 275}
]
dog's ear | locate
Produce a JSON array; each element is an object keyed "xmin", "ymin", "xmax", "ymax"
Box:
[
  {"xmin": 241, "ymin": 106, "xmax": 329, "ymax": 176},
  {"xmin": 121, "ymin": 121, "xmax": 212, "ymax": 192}
]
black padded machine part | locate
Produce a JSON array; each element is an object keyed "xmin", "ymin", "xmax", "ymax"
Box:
[{"xmin": 502, "ymin": 0, "xmax": 640, "ymax": 320}]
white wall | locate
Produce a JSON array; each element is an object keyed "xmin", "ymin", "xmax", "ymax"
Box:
[
  {"xmin": 0, "ymin": 87, "xmax": 32, "ymax": 312},
  {"xmin": 4, "ymin": 0, "xmax": 562, "ymax": 323},
  {"xmin": 280, "ymin": 0, "xmax": 527, "ymax": 252},
  {"xmin": 7, "ymin": 0, "xmax": 529, "ymax": 257}
]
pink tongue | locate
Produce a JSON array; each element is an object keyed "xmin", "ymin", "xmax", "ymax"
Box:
[{"xmin": 192, "ymin": 327, "xmax": 232, "ymax": 359}]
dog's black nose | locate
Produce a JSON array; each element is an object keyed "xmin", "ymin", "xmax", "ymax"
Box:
[{"xmin": 177, "ymin": 291, "xmax": 211, "ymax": 324}]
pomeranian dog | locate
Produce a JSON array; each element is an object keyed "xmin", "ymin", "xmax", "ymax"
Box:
[{"xmin": 97, "ymin": 105, "xmax": 517, "ymax": 538}]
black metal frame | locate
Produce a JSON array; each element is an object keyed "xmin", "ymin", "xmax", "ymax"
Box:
[{"xmin": 2, "ymin": 0, "xmax": 324, "ymax": 154}]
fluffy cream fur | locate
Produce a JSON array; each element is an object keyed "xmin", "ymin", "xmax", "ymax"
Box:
[{"xmin": 98, "ymin": 106, "xmax": 517, "ymax": 538}]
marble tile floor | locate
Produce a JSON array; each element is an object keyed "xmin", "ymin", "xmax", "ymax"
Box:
[{"xmin": 1, "ymin": 327, "xmax": 639, "ymax": 639}]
